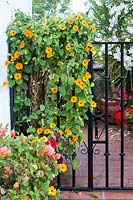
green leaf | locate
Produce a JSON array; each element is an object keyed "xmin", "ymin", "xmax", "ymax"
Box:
[
  {"xmin": 9, "ymin": 80, "xmax": 15, "ymax": 88},
  {"xmin": 24, "ymin": 65, "xmax": 33, "ymax": 73},
  {"xmin": 72, "ymin": 158, "xmax": 78, "ymax": 170},
  {"xmin": 65, "ymin": 101, "xmax": 73, "ymax": 110},
  {"xmin": 59, "ymin": 86, "xmax": 66, "ymax": 96},
  {"xmin": 31, "ymin": 113, "xmax": 38, "ymax": 119},
  {"xmin": 40, "ymin": 104, "xmax": 45, "ymax": 111}
]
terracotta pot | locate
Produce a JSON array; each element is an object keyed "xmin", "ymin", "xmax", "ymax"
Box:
[{"xmin": 100, "ymin": 98, "xmax": 121, "ymax": 124}]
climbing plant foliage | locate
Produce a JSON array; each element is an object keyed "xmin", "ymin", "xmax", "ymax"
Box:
[{"xmin": 6, "ymin": 11, "xmax": 97, "ymax": 157}]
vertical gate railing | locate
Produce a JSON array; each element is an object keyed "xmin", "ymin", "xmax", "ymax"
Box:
[{"xmin": 10, "ymin": 41, "xmax": 133, "ymax": 191}]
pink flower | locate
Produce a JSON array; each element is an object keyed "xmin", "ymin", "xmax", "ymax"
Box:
[
  {"xmin": 54, "ymin": 153, "xmax": 61, "ymax": 160},
  {"xmin": 0, "ymin": 146, "xmax": 11, "ymax": 158},
  {"xmin": 10, "ymin": 130, "xmax": 16, "ymax": 137},
  {"xmin": 118, "ymin": 90, "xmax": 128, "ymax": 100},
  {"xmin": 43, "ymin": 145, "xmax": 55, "ymax": 156},
  {"xmin": 4, "ymin": 166, "xmax": 13, "ymax": 175},
  {"xmin": 46, "ymin": 137, "xmax": 57, "ymax": 149},
  {"xmin": 0, "ymin": 127, "xmax": 6, "ymax": 137},
  {"xmin": 115, "ymin": 104, "xmax": 121, "ymax": 112}
]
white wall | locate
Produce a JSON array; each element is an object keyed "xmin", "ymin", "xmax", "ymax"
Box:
[{"xmin": 0, "ymin": 0, "xmax": 32, "ymax": 127}]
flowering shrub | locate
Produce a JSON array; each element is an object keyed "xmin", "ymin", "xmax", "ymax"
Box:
[
  {"xmin": 0, "ymin": 124, "xmax": 67, "ymax": 199},
  {"xmin": 115, "ymin": 92, "xmax": 133, "ymax": 133},
  {"xmin": 5, "ymin": 11, "xmax": 97, "ymax": 160}
]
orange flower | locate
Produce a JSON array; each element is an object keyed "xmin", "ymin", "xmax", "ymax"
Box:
[
  {"xmin": 15, "ymin": 63, "xmax": 23, "ymax": 70},
  {"xmin": 82, "ymin": 76, "xmax": 89, "ymax": 82},
  {"xmin": 90, "ymin": 101, "xmax": 97, "ymax": 108},
  {"xmin": 73, "ymin": 25, "xmax": 79, "ymax": 31},
  {"xmin": 23, "ymin": 195, "xmax": 29, "ymax": 200},
  {"xmin": 59, "ymin": 163, "xmax": 67, "ymax": 172},
  {"xmin": 65, "ymin": 129, "xmax": 72, "ymax": 136},
  {"xmin": 92, "ymin": 25, "xmax": 97, "ymax": 31},
  {"xmin": 87, "ymin": 41, "xmax": 93, "ymax": 47},
  {"xmin": 51, "ymin": 88, "xmax": 58, "ymax": 94},
  {"xmin": 37, "ymin": 127, "xmax": 44, "ymax": 135},
  {"xmin": 14, "ymin": 73, "xmax": 22, "ymax": 80},
  {"xmin": 82, "ymin": 59, "xmax": 88, "ymax": 67},
  {"xmin": 24, "ymin": 30, "xmax": 33, "ymax": 38},
  {"xmin": 65, "ymin": 44, "xmax": 71, "ymax": 51},
  {"xmin": 82, "ymin": 20, "xmax": 88, "ymax": 27},
  {"xmin": 44, "ymin": 129, "xmax": 51, "ymax": 135},
  {"xmin": 90, "ymin": 47, "xmax": 96, "ymax": 54},
  {"xmin": 10, "ymin": 30, "xmax": 16, "ymax": 36},
  {"xmin": 2, "ymin": 81, "xmax": 8, "ymax": 87},
  {"xmin": 46, "ymin": 52, "xmax": 53, "ymax": 58},
  {"xmin": 49, "ymin": 186, "xmax": 57, "ymax": 196},
  {"xmin": 72, "ymin": 135, "xmax": 78, "ymax": 142},
  {"xmin": 11, "ymin": 56, "xmax": 15, "ymax": 62},
  {"xmin": 78, "ymin": 100, "xmax": 85, "ymax": 107},
  {"xmin": 75, "ymin": 14, "xmax": 83, "ymax": 20},
  {"xmin": 85, "ymin": 72, "xmax": 91, "ymax": 79},
  {"xmin": 75, "ymin": 79, "xmax": 82, "ymax": 86},
  {"xmin": 20, "ymin": 41, "xmax": 25, "ymax": 48},
  {"xmin": 69, "ymin": 53, "xmax": 75, "ymax": 57},
  {"xmin": 79, "ymin": 82, "xmax": 86, "ymax": 89},
  {"xmin": 45, "ymin": 47, "xmax": 52, "ymax": 54},
  {"xmin": 59, "ymin": 24, "xmax": 66, "ymax": 30},
  {"xmin": 57, "ymin": 61, "xmax": 62, "ymax": 66},
  {"xmin": 71, "ymin": 96, "xmax": 77, "ymax": 103},
  {"xmin": 50, "ymin": 123, "xmax": 56, "ymax": 128},
  {"xmin": 85, "ymin": 46, "xmax": 90, "ymax": 52},
  {"xmin": 68, "ymin": 18, "xmax": 73, "ymax": 24},
  {"xmin": 4, "ymin": 60, "xmax": 10, "ymax": 66},
  {"xmin": 14, "ymin": 51, "xmax": 20, "ymax": 59}
]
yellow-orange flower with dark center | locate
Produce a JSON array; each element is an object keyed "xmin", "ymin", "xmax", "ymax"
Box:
[
  {"xmin": 4, "ymin": 60, "xmax": 10, "ymax": 66},
  {"xmin": 15, "ymin": 63, "xmax": 23, "ymax": 70},
  {"xmin": 75, "ymin": 79, "xmax": 82, "ymax": 86},
  {"xmin": 82, "ymin": 59, "xmax": 88, "ymax": 67},
  {"xmin": 79, "ymin": 82, "xmax": 86, "ymax": 89},
  {"xmin": 72, "ymin": 135, "xmax": 78, "ymax": 142},
  {"xmin": 47, "ymin": 52, "xmax": 53, "ymax": 58},
  {"xmin": 85, "ymin": 46, "xmax": 90, "ymax": 52},
  {"xmin": 90, "ymin": 101, "xmax": 97, "ymax": 108},
  {"xmin": 78, "ymin": 100, "xmax": 85, "ymax": 107},
  {"xmin": 50, "ymin": 123, "xmax": 56, "ymax": 129},
  {"xmin": 71, "ymin": 96, "xmax": 77, "ymax": 103},
  {"xmin": 82, "ymin": 76, "xmax": 89, "ymax": 82},
  {"xmin": 2, "ymin": 81, "xmax": 8, "ymax": 87},
  {"xmin": 68, "ymin": 18, "xmax": 73, "ymax": 24},
  {"xmin": 82, "ymin": 20, "xmax": 88, "ymax": 27},
  {"xmin": 14, "ymin": 51, "xmax": 20, "ymax": 59},
  {"xmin": 85, "ymin": 72, "xmax": 91, "ymax": 79},
  {"xmin": 49, "ymin": 186, "xmax": 57, "ymax": 196},
  {"xmin": 10, "ymin": 30, "xmax": 16, "ymax": 36},
  {"xmin": 51, "ymin": 88, "xmax": 58, "ymax": 94},
  {"xmin": 57, "ymin": 61, "xmax": 62, "ymax": 66},
  {"xmin": 20, "ymin": 41, "xmax": 25, "ymax": 49},
  {"xmin": 24, "ymin": 30, "xmax": 33, "ymax": 38},
  {"xmin": 59, "ymin": 24, "xmax": 66, "ymax": 30},
  {"xmin": 92, "ymin": 25, "xmax": 97, "ymax": 31},
  {"xmin": 44, "ymin": 129, "xmax": 51, "ymax": 135},
  {"xmin": 90, "ymin": 47, "xmax": 96, "ymax": 54},
  {"xmin": 87, "ymin": 41, "xmax": 93, "ymax": 47},
  {"xmin": 65, "ymin": 44, "xmax": 71, "ymax": 51},
  {"xmin": 23, "ymin": 195, "xmax": 29, "ymax": 200},
  {"xmin": 45, "ymin": 47, "xmax": 52, "ymax": 54},
  {"xmin": 37, "ymin": 127, "xmax": 44, "ymax": 135},
  {"xmin": 75, "ymin": 14, "xmax": 83, "ymax": 20},
  {"xmin": 59, "ymin": 163, "xmax": 67, "ymax": 172},
  {"xmin": 11, "ymin": 56, "xmax": 15, "ymax": 62},
  {"xmin": 69, "ymin": 53, "xmax": 75, "ymax": 57},
  {"xmin": 65, "ymin": 129, "xmax": 72, "ymax": 136},
  {"xmin": 14, "ymin": 73, "xmax": 22, "ymax": 80},
  {"xmin": 73, "ymin": 25, "xmax": 79, "ymax": 31}
]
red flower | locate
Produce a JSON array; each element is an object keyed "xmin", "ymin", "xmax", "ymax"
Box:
[
  {"xmin": 115, "ymin": 112, "xmax": 121, "ymax": 125},
  {"xmin": 46, "ymin": 137, "xmax": 57, "ymax": 149}
]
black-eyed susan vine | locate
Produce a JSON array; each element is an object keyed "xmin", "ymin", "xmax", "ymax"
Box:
[{"xmin": 5, "ymin": 11, "xmax": 97, "ymax": 160}]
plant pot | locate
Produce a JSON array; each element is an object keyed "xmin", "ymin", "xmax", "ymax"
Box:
[{"xmin": 100, "ymin": 97, "xmax": 121, "ymax": 124}]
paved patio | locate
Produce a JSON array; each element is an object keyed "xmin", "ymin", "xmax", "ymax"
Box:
[{"xmin": 57, "ymin": 124, "xmax": 133, "ymax": 199}]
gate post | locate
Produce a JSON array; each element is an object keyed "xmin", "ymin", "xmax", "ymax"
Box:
[{"xmin": 87, "ymin": 52, "xmax": 93, "ymax": 189}]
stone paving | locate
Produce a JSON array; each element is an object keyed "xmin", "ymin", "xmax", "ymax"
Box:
[{"xmin": 57, "ymin": 124, "xmax": 133, "ymax": 199}]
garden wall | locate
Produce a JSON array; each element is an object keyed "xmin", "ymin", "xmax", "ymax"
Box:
[{"xmin": 0, "ymin": 0, "xmax": 32, "ymax": 127}]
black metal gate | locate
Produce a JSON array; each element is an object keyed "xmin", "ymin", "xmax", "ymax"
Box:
[{"xmin": 10, "ymin": 42, "xmax": 133, "ymax": 191}]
